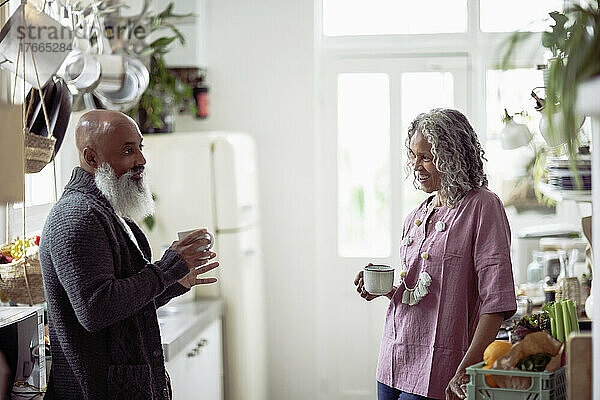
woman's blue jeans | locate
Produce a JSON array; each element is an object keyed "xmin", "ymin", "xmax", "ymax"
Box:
[{"xmin": 377, "ymin": 381, "xmax": 434, "ymax": 400}]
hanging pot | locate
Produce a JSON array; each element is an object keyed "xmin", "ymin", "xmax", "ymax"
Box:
[
  {"xmin": 95, "ymin": 54, "xmax": 126, "ymax": 92},
  {"xmin": 0, "ymin": 2, "xmax": 73, "ymax": 89},
  {"xmin": 92, "ymin": 56, "xmax": 148, "ymax": 111},
  {"xmin": 63, "ymin": 49, "xmax": 102, "ymax": 93}
]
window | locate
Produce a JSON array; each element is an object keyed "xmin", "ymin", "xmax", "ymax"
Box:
[
  {"xmin": 321, "ymin": 1, "xmax": 553, "ymax": 260},
  {"xmin": 480, "ymin": 0, "xmax": 563, "ymax": 32},
  {"xmin": 323, "ymin": 0, "xmax": 467, "ymax": 36},
  {"xmin": 337, "ymin": 73, "xmax": 391, "ymax": 257}
]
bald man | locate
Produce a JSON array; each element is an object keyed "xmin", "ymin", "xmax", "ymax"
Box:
[{"xmin": 39, "ymin": 110, "xmax": 219, "ymax": 400}]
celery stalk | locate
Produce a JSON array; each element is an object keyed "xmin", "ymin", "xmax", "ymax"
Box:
[
  {"xmin": 567, "ymin": 300, "xmax": 579, "ymax": 333},
  {"xmin": 554, "ymin": 301, "xmax": 565, "ymax": 342},
  {"xmin": 549, "ymin": 306, "xmax": 557, "ymax": 339},
  {"xmin": 561, "ymin": 300, "xmax": 572, "ymax": 340},
  {"xmin": 550, "ymin": 316, "xmax": 557, "ymax": 339}
]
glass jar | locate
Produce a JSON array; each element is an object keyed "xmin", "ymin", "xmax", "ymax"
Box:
[{"xmin": 527, "ymin": 251, "xmax": 545, "ymax": 283}]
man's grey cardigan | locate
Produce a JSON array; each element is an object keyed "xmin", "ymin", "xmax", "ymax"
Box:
[{"xmin": 39, "ymin": 167, "xmax": 190, "ymax": 400}]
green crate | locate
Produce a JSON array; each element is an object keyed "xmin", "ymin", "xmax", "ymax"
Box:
[{"xmin": 465, "ymin": 361, "xmax": 566, "ymax": 400}]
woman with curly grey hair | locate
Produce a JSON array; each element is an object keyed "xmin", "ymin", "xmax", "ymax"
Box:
[{"xmin": 354, "ymin": 108, "xmax": 517, "ymax": 400}]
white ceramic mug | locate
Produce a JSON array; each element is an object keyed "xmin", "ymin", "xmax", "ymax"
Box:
[
  {"xmin": 177, "ymin": 230, "xmax": 215, "ymax": 254},
  {"xmin": 363, "ymin": 264, "xmax": 394, "ymax": 295}
]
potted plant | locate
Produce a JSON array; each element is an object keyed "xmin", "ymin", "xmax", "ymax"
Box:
[
  {"xmin": 501, "ymin": 2, "xmax": 600, "ymax": 160},
  {"xmin": 121, "ymin": 2, "xmax": 194, "ymax": 133}
]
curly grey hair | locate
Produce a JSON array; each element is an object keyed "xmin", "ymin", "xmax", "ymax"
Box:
[{"xmin": 405, "ymin": 108, "xmax": 488, "ymax": 207}]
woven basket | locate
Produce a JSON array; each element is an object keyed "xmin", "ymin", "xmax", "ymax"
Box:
[
  {"xmin": 25, "ymin": 131, "xmax": 56, "ymax": 174},
  {"xmin": 0, "ymin": 252, "xmax": 45, "ymax": 305}
]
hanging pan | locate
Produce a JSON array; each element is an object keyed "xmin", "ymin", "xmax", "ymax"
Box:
[
  {"xmin": 27, "ymin": 79, "xmax": 56, "ymax": 135},
  {"xmin": 0, "ymin": 2, "xmax": 73, "ymax": 89},
  {"xmin": 43, "ymin": 79, "xmax": 73, "ymax": 157}
]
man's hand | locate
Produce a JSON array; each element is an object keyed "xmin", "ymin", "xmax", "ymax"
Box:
[
  {"xmin": 178, "ymin": 252, "xmax": 219, "ymax": 289},
  {"xmin": 170, "ymin": 229, "xmax": 220, "ymax": 288},
  {"xmin": 170, "ymin": 229, "xmax": 214, "ymax": 269},
  {"xmin": 445, "ymin": 367, "xmax": 469, "ymax": 400}
]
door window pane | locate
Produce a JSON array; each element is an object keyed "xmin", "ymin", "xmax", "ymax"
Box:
[
  {"xmin": 337, "ymin": 73, "xmax": 391, "ymax": 257},
  {"xmin": 480, "ymin": 0, "xmax": 563, "ymax": 32},
  {"xmin": 323, "ymin": 0, "xmax": 467, "ymax": 36},
  {"xmin": 486, "ymin": 68, "xmax": 544, "ymax": 140},
  {"xmin": 400, "ymin": 72, "xmax": 454, "ymax": 218}
]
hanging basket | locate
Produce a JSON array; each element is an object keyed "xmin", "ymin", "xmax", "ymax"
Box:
[
  {"xmin": 0, "ymin": 252, "xmax": 45, "ymax": 305},
  {"xmin": 25, "ymin": 130, "xmax": 56, "ymax": 174}
]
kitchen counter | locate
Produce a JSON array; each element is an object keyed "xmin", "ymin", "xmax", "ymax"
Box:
[
  {"xmin": 158, "ymin": 299, "xmax": 224, "ymax": 362},
  {"xmin": 9, "ymin": 300, "xmax": 223, "ymax": 399}
]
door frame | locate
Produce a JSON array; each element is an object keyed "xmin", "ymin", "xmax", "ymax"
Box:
[{"xmin": 315, "ymin": 55, "xmax": 470, "ymax": 400}]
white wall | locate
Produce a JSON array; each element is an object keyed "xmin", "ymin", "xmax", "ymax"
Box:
[{"xmin": 198, "ymin": 1, "xmax": 318, "ymax": 399}]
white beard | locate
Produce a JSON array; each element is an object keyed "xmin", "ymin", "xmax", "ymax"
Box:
[{"xmin": 94, "ymin": 163, "xmax": 155, "ymax": 221}]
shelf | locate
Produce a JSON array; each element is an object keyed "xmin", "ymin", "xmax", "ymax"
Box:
[
  {"xmin": 537, "ymin": 181, "xmax": 592, "ymax": 202},
  {"xmin": 577, "ymin": 75, "xmax": 600, "ymax": 117}
]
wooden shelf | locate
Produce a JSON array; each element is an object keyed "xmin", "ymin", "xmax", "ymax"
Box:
[{"xmin": 537, "ymin": 181, "xmax": 592, "ymax": 202}]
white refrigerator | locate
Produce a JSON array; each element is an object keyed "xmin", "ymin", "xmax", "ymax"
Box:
[{"xmin": 141, "ymin": 131, "xmax": 267, "ymax": 400}]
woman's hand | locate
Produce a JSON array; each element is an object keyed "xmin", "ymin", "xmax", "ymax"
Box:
[
  {"xmin": 446, "ymin": 312, "xmax": 503, "ymax": 400},
  {"xmin": 354, "ymin": 264, "xmax": 396, "ymax": 301},
  {"xmin": 445, "ymin": 367, "xmax": 469, "ymax": 400},
  {"xmin": 354, "ymin": 270, "xmax": 380, "ymax": 301}
]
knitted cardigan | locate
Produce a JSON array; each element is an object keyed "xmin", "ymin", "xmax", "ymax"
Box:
[{"xmin": 39, "ymin": 167, "xmax": 190, "ymax": 400}]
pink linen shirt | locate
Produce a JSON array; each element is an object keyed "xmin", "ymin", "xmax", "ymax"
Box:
[{"xmin": 376, "ymin": 187, "xmax": 517, "ymax": 399}]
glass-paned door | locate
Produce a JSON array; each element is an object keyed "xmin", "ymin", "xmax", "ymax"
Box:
[{"xmin": 316, "ymin": 56, "xmax": 468, "ymax": 399}]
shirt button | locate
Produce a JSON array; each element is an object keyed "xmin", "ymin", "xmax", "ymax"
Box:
[
  {"xmin": 153, "ymin": 349, "xmax": 161, "ymax": 357},
  {"xmin": 163, "ymin": 387, "xmax": 169, "ymax": 398}
]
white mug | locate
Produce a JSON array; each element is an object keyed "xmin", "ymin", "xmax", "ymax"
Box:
[
  {"xmin": 363, "ymin": 265, "xmax": 394, "ymax": 295},
  {"xmin": 177, "ymin": 230, "xmax": 215, "ymax": 253}
]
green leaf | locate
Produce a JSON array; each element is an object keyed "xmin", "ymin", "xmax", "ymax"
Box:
[
  {"xmin": 163, "ymin": 23, "xmax": 186, "ymax": 45},
  {"xmin": 549, "ymin": 11, "xmax": 568, "ymax": 30},
  {"xmin": 158, "ymin": 2, "xmax": 194, "ymax": 20},
  {"xmin": 142, "ymin": 215, "xmax": 155, "ymax": 231},
  {"xmin": 149, "ymin": 36, "xmax": 177, "ymax": 49}
]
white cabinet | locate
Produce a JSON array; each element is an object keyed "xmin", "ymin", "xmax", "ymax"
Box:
[{"xmin": 166, "ymin": 319, "xmax": 223, "ymax": 400}]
